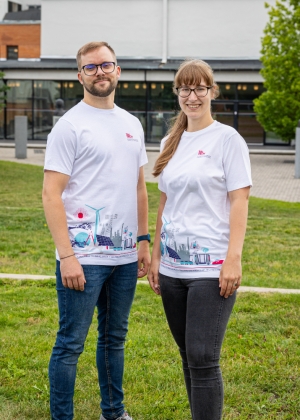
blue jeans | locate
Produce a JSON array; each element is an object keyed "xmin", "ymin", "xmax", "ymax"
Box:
[
  {"xmin": 49, "ymin": 261, "xmax": 138, "ymax": 420},
  {"xmin": 159, "ymin": 274, "xmax": 236, "ymax": 420}
]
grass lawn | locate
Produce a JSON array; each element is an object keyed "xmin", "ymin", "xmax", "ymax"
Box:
[
  {"xmin": 1, "ymin": 161, "xmax": 300, "ymax": 289},
  {"xmin": 0, "ymin": 161, "xmax": 300, "ymax": 419},
  {"xmin": 0, "ymin": 280, "xmax": 299, "ymax": 420}
]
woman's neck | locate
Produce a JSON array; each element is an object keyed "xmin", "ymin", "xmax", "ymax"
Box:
[{"xmin": 186, "ymin": 115, "xmax": 214, "ymax": 132}]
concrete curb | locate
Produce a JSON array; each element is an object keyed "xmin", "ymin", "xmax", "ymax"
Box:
[
  {"xmin": 1, "ymin": 274, "xmax": 300, "ymax": 294},
  {"xmin": 0, "ymin": 143, "xmax": 296, "ymax": 155}
]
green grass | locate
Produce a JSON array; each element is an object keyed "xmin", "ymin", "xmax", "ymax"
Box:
[
  {"xmin": 0, "ymin": 162, "xmax": 54, "ymax": 274},
  {"xmin": 0, "ymin": 161, "xmax": 300, "ymax": 418},
  {"xmin": 0, "ymin": 280, "xmax": 299, "ymax": 419},
  {"xmin": 1, "ymin": 161, "xmax": 300, "ymax": 288}
]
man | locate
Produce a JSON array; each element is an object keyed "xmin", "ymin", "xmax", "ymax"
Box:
[{"xmin": 42, "ymin": 41, "xmax": 150, "ymax": 420}]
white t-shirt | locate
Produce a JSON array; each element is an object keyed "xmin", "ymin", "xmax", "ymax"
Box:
[
  {"xmin": 44, "ymin": 101, "xmax": 148, "ymax": 266},
  {"xmin": 158, "ymin": 120, "xmax": 252, "ymax": 279}
]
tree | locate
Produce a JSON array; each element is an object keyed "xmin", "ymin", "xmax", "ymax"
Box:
[{"xmin": 253, "ymin": 0, "xmax": 300, "ymax": 141}]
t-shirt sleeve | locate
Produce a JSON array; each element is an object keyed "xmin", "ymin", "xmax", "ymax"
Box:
[
  {"xmin": 158, "ymin": 137, "xmax": 168, "ymax": 193},
  {"xmin": 44, "ymin": 119, "xmax": 78, "ymax": 176},
  {"xmin": 223, "ymin": 133, "xmax": 252, "ymax": 192},
  {"xmin": 138, "ymin": 122, "xmax": 148, "ymax": 167}
]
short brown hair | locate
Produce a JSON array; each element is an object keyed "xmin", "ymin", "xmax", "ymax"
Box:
[{"xmin": 76, "ymin": 41, "xmax": 116, "ymax": 70}]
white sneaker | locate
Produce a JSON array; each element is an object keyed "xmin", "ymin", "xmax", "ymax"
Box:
[{"xmin": 100, "ymin": 413, "xmax": 133, "ymax": 420}]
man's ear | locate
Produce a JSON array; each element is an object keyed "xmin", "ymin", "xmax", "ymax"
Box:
[
  {"xmin": 116, "ymin": 65, "xmax": 121, "ymax": 80},
  {"xmin": 78, "ymin": 71, "xmax": 83, "ymax": 85}
]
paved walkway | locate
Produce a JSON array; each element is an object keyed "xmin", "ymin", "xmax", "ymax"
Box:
[
  {"xmin": 1, "ymin": 145, "xmax": 300, "ymax": 202},
  {"xmin": 1, "ymin": 273, "xmax": 300, "ymax": 294},
  {"xmin": 145, "ymin": 150, "xmax": 300, "ymax": 202}
]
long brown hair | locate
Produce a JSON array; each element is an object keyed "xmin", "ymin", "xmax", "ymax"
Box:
[{"xmin": 152, "ymin": 59, "xmax": 219, "ymax": 177}]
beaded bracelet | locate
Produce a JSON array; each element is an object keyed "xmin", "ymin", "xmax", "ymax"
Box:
[{"xmin": 60, "ymin": 253, "xmax": 75, "ymax": 260}]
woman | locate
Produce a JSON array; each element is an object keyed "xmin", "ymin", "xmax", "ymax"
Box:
[{"xmin": 148, "ymin": 59, "xmax": 252, "ymax": 420}]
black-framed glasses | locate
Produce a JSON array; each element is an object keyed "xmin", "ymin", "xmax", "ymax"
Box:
[
  {"xmin": 81, "ymin": 62, "xmax": 116, "ymax": 76},
  {"xmin": 176, "ymin": 86, "xmax": 213, "ymax": 98}
]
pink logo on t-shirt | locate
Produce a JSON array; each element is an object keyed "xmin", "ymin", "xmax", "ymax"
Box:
[
  {"xmin": 197, "ymin": 150, "xmax": 211, "ymax": 159},
  {"xmin": 126, "ymin": 133, "xmax": 133, "ymax": 138}
]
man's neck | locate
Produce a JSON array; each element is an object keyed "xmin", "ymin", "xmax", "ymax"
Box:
[{"xmin": 82, "ymin": 92, "xmax": 115, "ymax": 110}]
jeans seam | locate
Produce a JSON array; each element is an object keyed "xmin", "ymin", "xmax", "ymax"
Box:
[
  {"xmin": 214, "ymin": 296, "xmax": 224, "ymax": 419},
  {"xmin": 104, "ymin": 279, "xmax": 116, "ymax": 417},
  {"xmin": 52, "ymin": 280, "xmax": 67, "ymax": 418}
]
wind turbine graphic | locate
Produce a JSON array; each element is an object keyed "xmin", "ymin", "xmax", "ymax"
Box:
[
  {"xmin": 161, "ymin": 216, "xmax": 181, "ymax": 260},
  {"xmin": 162, "ymin": 216, "xmax": 171, "ymax": 256},
  {"xmin": 86, "ymin": 205, "xmax": 105, "ymax": 244}
]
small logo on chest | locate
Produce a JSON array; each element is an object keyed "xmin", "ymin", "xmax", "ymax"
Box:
[
  {"xmin": 197, "ymin": 150, "xmax": 211, "ymax": 158},
  {"xmin": 126, "ymin": 132, "xmax": 138, "ymax": 142}
]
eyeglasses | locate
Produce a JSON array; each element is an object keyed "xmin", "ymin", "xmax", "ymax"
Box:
[
  {"xmin": 81, "ymin": 62, "xmax": 116, "ymax": 76},
  {"xmin": 176, "ymin": 86, "xmax": 213, "ymax": 98}
]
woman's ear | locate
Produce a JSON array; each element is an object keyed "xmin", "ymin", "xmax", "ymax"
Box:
[
  {"xmin": 211, "ymin": 84, "xmax": 219, "ymax": 100},
  {"xmin": 211, "ymin": 86, "xmax": 216, "ymax": 100}
]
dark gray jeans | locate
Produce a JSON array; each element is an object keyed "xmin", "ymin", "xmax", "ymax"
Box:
[{"xmin": 159, "ymin": 274, "xmax": 236, "ymax": 420}]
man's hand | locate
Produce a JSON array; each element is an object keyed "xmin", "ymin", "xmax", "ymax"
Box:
[
  {"xmin": 60, "ymin": 257, "xmax": 86, "ymax": 291},
  {"xmin": 137, "ymin": 242, "xmax": 151, "ymax": 278}
]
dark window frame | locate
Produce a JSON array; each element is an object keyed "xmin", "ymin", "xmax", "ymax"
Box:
[
  {"xmin": 7, "ymin": 46, "xmax": 19, "ymax": 60},
  {"xmin": 8, "ymin": 2, "xmax": 22, "ymax": 12}
]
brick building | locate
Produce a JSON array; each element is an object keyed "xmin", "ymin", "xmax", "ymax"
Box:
[{"xmin": 0, "ymin": 22, "xmax": 40, "ymax": 60}]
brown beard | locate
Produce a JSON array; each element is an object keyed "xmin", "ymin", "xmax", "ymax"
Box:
[{"xmin": 83, "ymin": 77, "xmax": 118, "ymax": 98}]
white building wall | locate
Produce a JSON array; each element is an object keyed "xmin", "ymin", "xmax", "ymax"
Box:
[
  {"xmin": 168, "ymin": 0, "xmax": 276, "ymax": 59},
  {"xmin": 41, "ymin": 0, "xmax": 276, "ymax": 60},
  {"xmin": 41, "ymin": 0, "xmax": 163, "ymax": 59},
  {"xmin": 16, "ymin": 0, "xmax": 42, "ymax": 8},
  {"xmin": 0, "ymin": 0, "xmax": 8, "ymax": 20}
]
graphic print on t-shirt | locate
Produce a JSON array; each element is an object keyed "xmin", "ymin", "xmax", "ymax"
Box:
[
  {"xmin": 68, "ymin": 204, "xmax": 136, "ymax": 255},
  {"xmin": 160, "ymin": 216, "xmax": 224, "ymax": 272}
]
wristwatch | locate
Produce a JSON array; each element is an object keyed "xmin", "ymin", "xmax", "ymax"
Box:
[{"xmin": 137, "ymin": 234, "xmax": 151, "ymax": 243}]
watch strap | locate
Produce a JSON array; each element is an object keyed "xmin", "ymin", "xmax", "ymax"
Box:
[{"xmin": 137, "ymin": 234, "xmax": 151, "ymax": 243}]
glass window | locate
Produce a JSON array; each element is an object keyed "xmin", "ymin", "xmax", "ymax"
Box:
[
  {"xmin": 33, "ymin": 80, "xmax": 62, "ymax": 140},
  {"xmin": 149, "ymin": 82, "xmax": 175, "ymax": 111},
  {"xmin": 128, "ymin": 111, "xmax": 147, "ymax": 135},
  {"xmin": 6, "ymin": 80, "xmax": 32, "ymax": 139},
  {"xmin": 7, "ymin": 46, "xmax": 18, "ymax": 60},
  {"xmin": 0, "ymin": 79, "xmax": 4, "ymax": 138},
  {"xmin": 211, "ymin": 101, "xmax": 235, "ymax": 129},
  {"xmin": 237, "ymin": 83, "xmax": 265, "ymax": 101},
  {"xmin": 147, "ymin": 111, "xmax": 175, "ymax": 143},
  {"xmin": 8, "ymin": 1, "xmax": 22, "ymax": 12},
  {"xmin": 238, "ymin": 115, "xmax": 264, "ymax": 144},
  {"xmin": 237, "ymin": 103, "xmax": 264, "ymax": 144},
  {"xmin": 265, "ymin": 131, "xmax": 287, "ymax": 145},
  {"xmin": 0, "ymin": 109, "xmax": 3, "ymax": 139},
  {"xmin": 61, "ymin": 81, "xmax": 83, "ymax": 110},
  {"xmin": 217, "ymin": 83, "xmax": 236, "ymax": 100},
  {"xmin": 115, "ymin": 82, "xmax": 147, "ymax": 111}
]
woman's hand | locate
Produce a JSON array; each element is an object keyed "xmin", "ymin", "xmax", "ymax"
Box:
[
  {"xmin": 219, "ymin": 186, "xmax": 250, "ymax": 298},
  {"xmin": 147, "ymin": 192, "xmax": 167, "ymax": 296},
  {"xmin": 219, "ymin": 255, "xmax": 241, "ymax": 298},
  {"xmin": 147, "ymin": 258, "xmax": 161, "ymax": 295}
]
